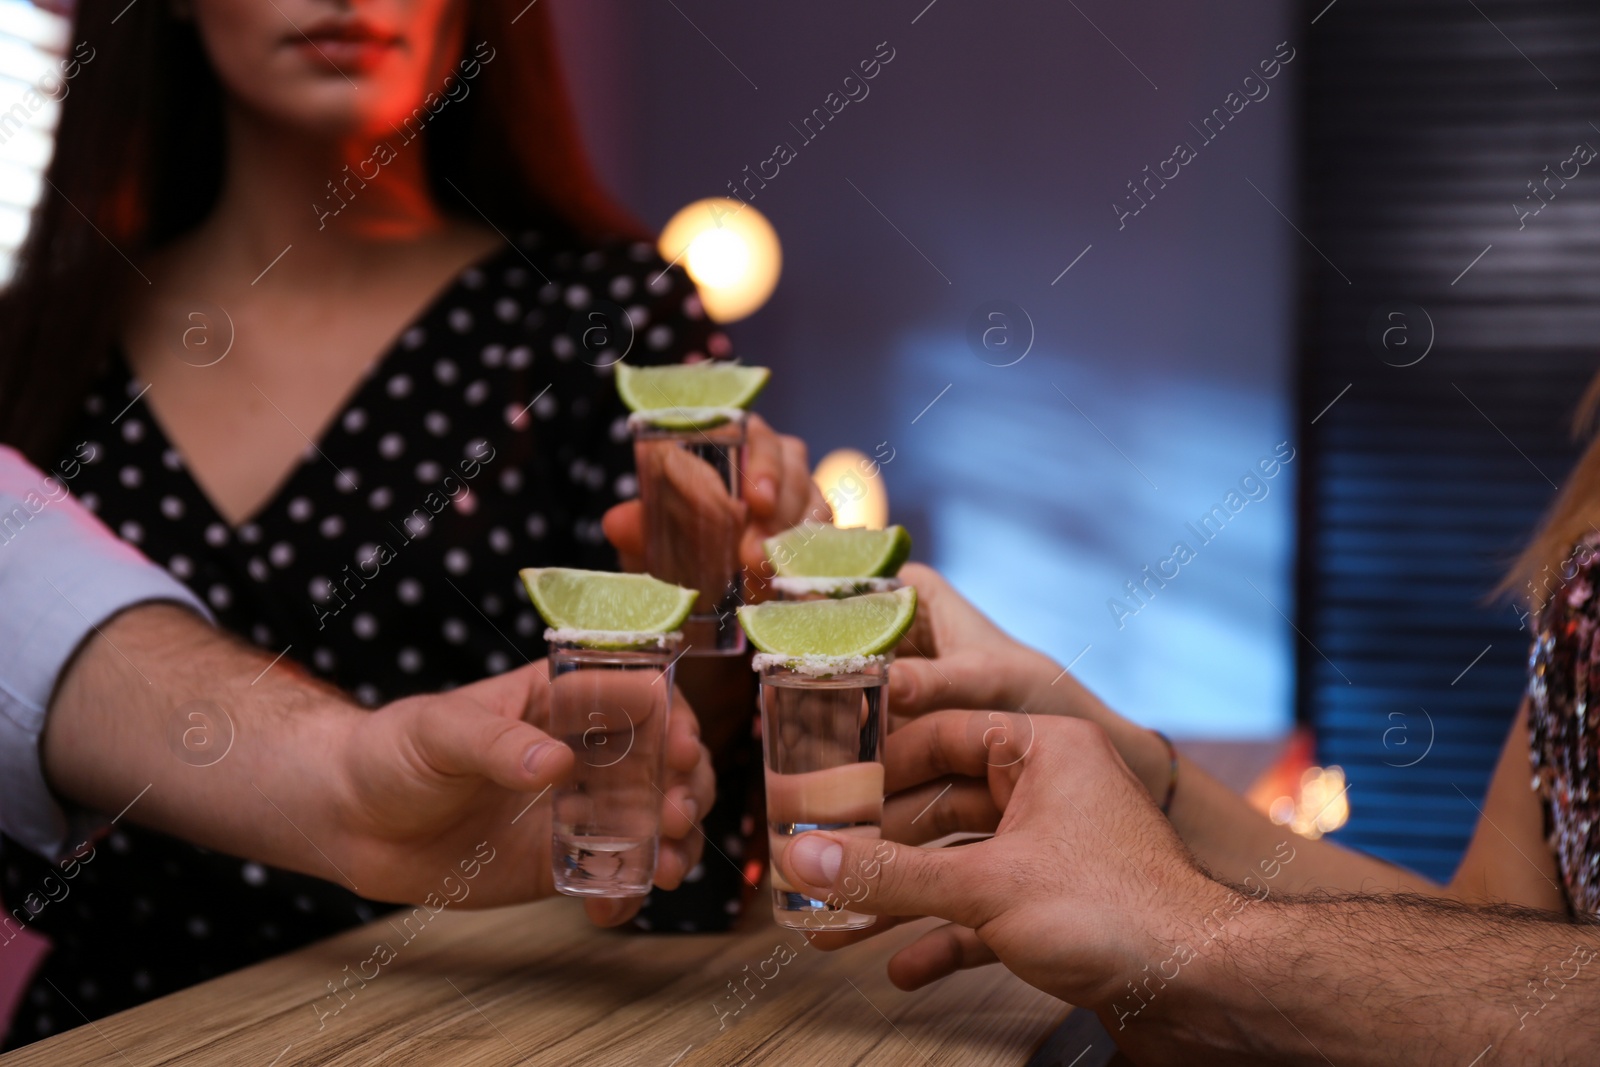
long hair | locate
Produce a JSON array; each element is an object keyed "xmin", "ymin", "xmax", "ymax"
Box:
[
  {"xmin": 0, "ymin": 0, "xmax": 644, "ymax": 466},
  {"xmin": 1501, "ymin": 372, "xmax": 1600, "ymax": 615}
]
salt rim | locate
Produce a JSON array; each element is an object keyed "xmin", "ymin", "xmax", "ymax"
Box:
[
  {"xmin": 626, "ymin": 407, "xmax": 747, "ymax": 431},
  {"xmin": 770, "ymin": 576, "xmax": 904, "ymax": 598},
  {"xmin": 546, "ymin": 627, "xmax": 682, "ymax": 651},
  {"xmin": 751, "ymin": 652, "xmax": 889, "ymax": 677}
]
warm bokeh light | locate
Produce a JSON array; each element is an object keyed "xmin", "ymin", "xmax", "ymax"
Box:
[
  {"xmin": 658, "ymin": 198, "xmax": 781, "ymax": 323},
  {"xmin": 812, "ymin": 448, "xmax": 888, "ymax": 530},
  {"xmin": 686, "ymin": 227, "xmax": 749, "ymax": 289},
  {"xmin": 0, "ymin": 0, "xmax": 70, "ymax": 286},
  {"xmin": 1268, "ymin": 765, "xmax": 1350, "ymax": 840}
]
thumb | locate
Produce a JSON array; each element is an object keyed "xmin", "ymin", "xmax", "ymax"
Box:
[
  {"xmin": 778, "ymin": 832, "xmax": 982, "ymax": 928},
  {"xmin": 453, "ymin": 659, "xmax": 548, "ymax": 720},
  {"xmin": 406, "ymin": 698, "xmax": 574, "ymax": 793}
]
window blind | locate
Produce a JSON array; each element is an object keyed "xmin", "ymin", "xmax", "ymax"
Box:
[{"xmin": 1298, "ymin": 0, "xmax": 1600, "ymax": 880}]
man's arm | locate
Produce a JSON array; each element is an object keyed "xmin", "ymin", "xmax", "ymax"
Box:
[
  {"xmin": 0, "ymin": 444, "xmax": 215, "ymax": 858},
  {"xmin": 1167, "ymin": 890, "xmax": 1600, "ymax": 1066},
  {"xmin": 42, "ymin": 602, "xmax": 713, "ymax": 920},
  {"xmin": 773, "ymin": 711, "xmax": 1598, "ymax": 1067},
  {"xmin": 44, "ymin": 601, "xmax": 360, "ymax": 865},
  {"xmin": 0, "ymin": 444, "xmax": 712, "ymax": 922},
  {"xmin": 40, "ymin": 603, "xmax": 551, "ymax": 893}
]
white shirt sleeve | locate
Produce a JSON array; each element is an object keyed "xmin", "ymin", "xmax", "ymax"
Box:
[{"xmin": 0, "ymin": 445, "xmax": 212, "ymax": 860}]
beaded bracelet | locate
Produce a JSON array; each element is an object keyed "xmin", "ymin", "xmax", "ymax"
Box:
[{"xmin": 1150, "ymin": 729, "xmax": 1179, "ymax": 815}]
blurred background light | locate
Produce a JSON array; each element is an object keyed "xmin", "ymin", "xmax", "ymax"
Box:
[
  {"xmin": 658, "ymin": 197, "xmax": 781, "ymax": 323},
  {"xmin": 1268, "ymin": 765, "xmax": 1349, "ymax": 840},
  {"xmin": 0, "ymin": 0, "xmax": 68, "ymax": 286},
  {"xmin": 812, "ymin": 447, "xmax": 888, "ymax": 530}
]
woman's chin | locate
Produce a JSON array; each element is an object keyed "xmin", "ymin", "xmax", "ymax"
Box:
[{"xmin": 229, "ymin": 69, "xmax": 429, "ymax": 143}]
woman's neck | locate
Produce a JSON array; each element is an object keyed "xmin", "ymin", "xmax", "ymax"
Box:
[{"xmin": 195, "ymin": 103, "xmax": 454, "ymax": 274}]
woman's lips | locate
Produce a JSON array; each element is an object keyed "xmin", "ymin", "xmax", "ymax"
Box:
[{"xmin": 289, "ymin": 25, "xmax": 402, "ymax": 75}]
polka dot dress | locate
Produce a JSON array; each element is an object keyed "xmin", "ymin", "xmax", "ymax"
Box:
[{"xmin": 0, "ymin": 231, "xmax": 754, "ymax": 1047}]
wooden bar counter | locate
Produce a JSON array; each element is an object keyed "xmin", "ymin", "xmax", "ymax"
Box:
[{"xmin": 0, "ymin": 895, "xmax": 1070, "ymax": 1066}]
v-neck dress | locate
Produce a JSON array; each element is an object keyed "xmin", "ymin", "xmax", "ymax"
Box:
[{"xmin": 0, "ymin": 229, "xmax": 758, "ymax": 1046}]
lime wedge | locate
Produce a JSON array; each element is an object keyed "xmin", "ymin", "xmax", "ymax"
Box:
[
  {"xmin": 764, "ymin": 522, "xmax": 912, "ymax": 578},
  {"xmin": 519, "ymin": 568, "xmax": 697, "ymax": 633},
  {"xmin": 737, "ymin": 587, "xmax": 917, "ymax": 657},
  {"xmin": 616, "ymin": 362, "xmax": 770, "ymax": 429}
]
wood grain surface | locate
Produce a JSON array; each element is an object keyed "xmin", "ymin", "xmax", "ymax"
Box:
[{"xmin": 0, "ymin": 894, "xmax": 1068, "ymax": 1066}]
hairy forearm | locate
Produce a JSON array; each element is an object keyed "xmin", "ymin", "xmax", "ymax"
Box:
[
  {"xmin": 41, "ymin": 604, "xmax": 364, "ymax": 881},
  {"xmin": 1142, "ymin": 890, "xmax": 1600, "ymax": 1066}
]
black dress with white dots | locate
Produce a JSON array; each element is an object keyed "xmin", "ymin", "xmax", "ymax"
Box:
[{"xmin": 0, "ymin": 230, "xmax": 757, "ymax": 1047}]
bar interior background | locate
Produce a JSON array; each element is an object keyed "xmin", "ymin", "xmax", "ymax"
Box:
[{"xmin": 0, "ymin": 0, "xmax": 1592, "ymax": 885}]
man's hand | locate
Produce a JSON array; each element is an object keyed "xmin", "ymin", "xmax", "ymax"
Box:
[
  {"xmin": 778, "ymin": 721, "xmax": 1600, "ymax": 1067},
  {"xmin": 333, "ymin": 660, "xmax": 714, "ymax": 927},
  {"xmin": 601, "ymin": 413, "xmax": 829, "ymax": 592},
  {"xmin": 774, "ymin": 712, "xmax": 1222, "ymax": 1016},
  {"xmin": 43, "ymin": 606, "xmax": 714, "ymax": 932}
]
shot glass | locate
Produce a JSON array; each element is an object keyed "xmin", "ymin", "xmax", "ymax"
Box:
[
  {"xmin": 758, "ymin": 655, "xmax": 889, "ymax": 931},
  {"xmin": 769, "ymin": 576, "xmax": 904, "ymax": 603},
  {"xmin": 547, "ymin": 633, "xmax": 680, "ymax": 897},
  {"xmin": 631, "ymin": 411, "xmax": 747, "ymax": 656}
]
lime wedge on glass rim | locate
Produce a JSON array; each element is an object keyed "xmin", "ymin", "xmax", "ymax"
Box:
[
  {"xmin": 519, "ymin": 568, "xmax": 696, "ymax": 634},
  {"xmin": 615, "ymin": 362, "xmax": 770, "ymax": 430},
  {"xmin": 737, "ymin": 587, "xmax": 917, "ymax": 658},
  {"xmin": 764, "ymin": 522, "xmax": 912, "ymax": 578}
]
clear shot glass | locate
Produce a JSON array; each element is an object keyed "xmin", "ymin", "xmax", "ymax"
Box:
[
  {"xmin": 631, "ymin": 411, "xmax": 747, "ymax": 656},
  {"xmin": 757, "ymin": 655, "xmax": 888, "ymax": 931},
  {"xmin": 547, "ymin": 633, "xmax": 680, "ymax": 897}
]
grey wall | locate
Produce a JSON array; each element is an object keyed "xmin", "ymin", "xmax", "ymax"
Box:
[{"xmin": 554, "ymin": 0, "xmax": 1300, "ymax": 738}]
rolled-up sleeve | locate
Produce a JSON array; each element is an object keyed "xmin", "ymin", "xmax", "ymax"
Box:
[{"xmin": 0, "ymin": 446, "xmax": 210, "ymax": 859}]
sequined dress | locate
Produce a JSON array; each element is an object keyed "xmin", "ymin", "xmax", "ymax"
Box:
[{"xmin": 1528, "ymin": 537, "xmax": 1600, "ymax": 914}]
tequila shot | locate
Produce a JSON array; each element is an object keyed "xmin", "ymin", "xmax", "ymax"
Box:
[
  {"xmin": 547, "ymin": 634, "xmax": 680, "ymax": 897},
  {"xmin": 631, "ymin": 411, "xmax": 747, "ymax": 655},
  {"xmin": 758, "ymin": 656, "xmax": 888, "ymax": 931}
]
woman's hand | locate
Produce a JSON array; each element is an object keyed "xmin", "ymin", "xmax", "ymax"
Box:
[
  {"xmin": 333, "ymin": 659, "xmax": 714, "ymax": 928},
  {"xmin": 601, "ymin": 413, "xmax": 829, "ymax": 596},
  {"xmin": 889, "ymin": 563, "xmax": 1062, "ymax": 720},
  {"xmin": 890, "ymin": 563, "xmax": 1172, "ymax": 799}
]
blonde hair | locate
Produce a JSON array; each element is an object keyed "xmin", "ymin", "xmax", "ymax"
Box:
[{"xmin": 1500, "ymin": 371, "xmax": 1600, "ymax": 616}]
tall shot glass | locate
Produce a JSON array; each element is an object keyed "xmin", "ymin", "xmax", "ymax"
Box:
[
  {"xmin": 757, "ymin": 655, "xmax": 888, "ymax": 930},
  {"xmin": 631, "ymin": 411, "xmax": 747, "ymax": 656},
  {"xmin": 547, "ymin": 633, "xmax": 680, "ymax": 897}
]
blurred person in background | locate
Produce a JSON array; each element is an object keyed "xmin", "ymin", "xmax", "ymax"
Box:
[{"xmin": 0, "ymin": 0, "xmax": 817, "ymax": 1044}]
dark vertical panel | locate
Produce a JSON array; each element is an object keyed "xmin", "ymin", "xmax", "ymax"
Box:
[{"xmin": 1299, "ymin": 0, "xmax": 1600, "ymax": 879}]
